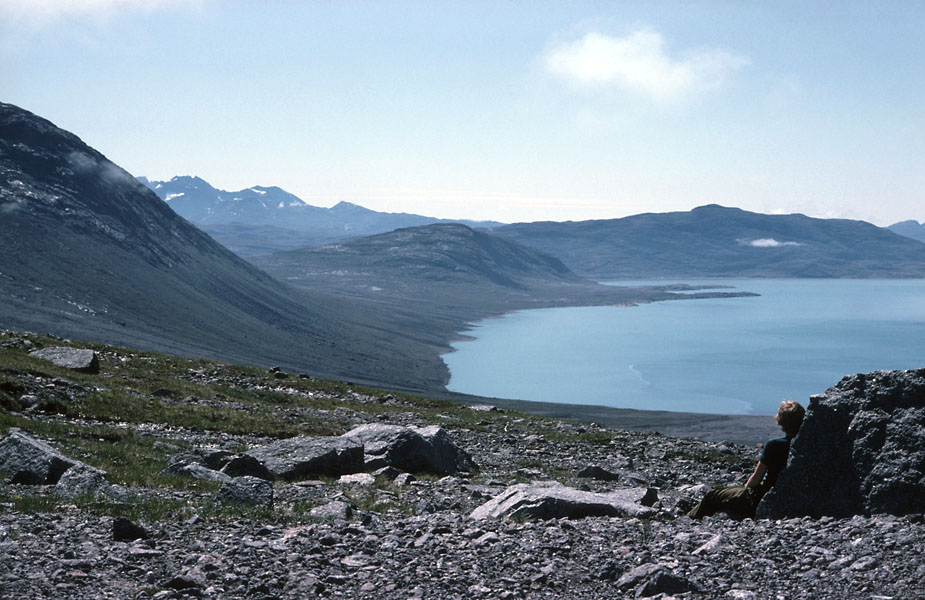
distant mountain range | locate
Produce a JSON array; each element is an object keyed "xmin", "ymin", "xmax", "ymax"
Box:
[
  {"xmin": 488, "ymin": 205, "xmax": 925, "ymax": 279},
  {"xmin": 888, "ymin": 220, "xmax": 925, "ymax": 244},
  {"xmin": 140, "ymin": 175, "xmax": 502, "ymax": 256},
  {"xmin": 144, "ymin": 175, "xmax": 925, "ymax": 280}
]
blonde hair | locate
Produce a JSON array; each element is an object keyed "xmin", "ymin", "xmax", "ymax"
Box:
[{"xmin": 776, "ymin": 400, "xmax": 805, "ymax": 436}]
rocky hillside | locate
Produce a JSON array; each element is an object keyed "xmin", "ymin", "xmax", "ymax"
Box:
[
  {"xmin": 491, "ymin": 204, "xmax": 925, "ymax": 278},
  {"xmin": 1, "ymin": 331, "xmax": 922, "ymax": 599}
]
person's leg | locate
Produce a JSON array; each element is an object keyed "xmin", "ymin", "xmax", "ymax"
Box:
[{"xmin": 687, "ymin": 486, "xmax": 756, "ymax": 519}]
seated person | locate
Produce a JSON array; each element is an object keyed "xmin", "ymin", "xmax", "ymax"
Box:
[{"xmin": 687, "ymin": 400, "xmax": 805, "ymax": 519}]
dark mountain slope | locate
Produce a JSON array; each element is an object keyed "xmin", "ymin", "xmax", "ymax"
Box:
[
  {"xmin": 142, "ymin": 176, "xmax": 503, "ymax": 256},
  {"xmin": 889, "ymin": 220, "xmax": 925, "ymax": 244},
  {"xmin": 0, "ymin": 102, "xmax": 444, "ymax": 390},
  {"xmin": 491, "ymin": 205, "xmax": 925, "ymax": 279}
]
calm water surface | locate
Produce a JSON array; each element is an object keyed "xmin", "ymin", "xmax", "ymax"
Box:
[{"xmin": 443, "ymin": 279, "xmax": 925, "ymax": 415}]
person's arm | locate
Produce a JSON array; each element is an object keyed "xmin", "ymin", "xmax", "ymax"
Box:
[{"xmin": 745, "ymin": 461, "xmax": 768, "ymax": 489}]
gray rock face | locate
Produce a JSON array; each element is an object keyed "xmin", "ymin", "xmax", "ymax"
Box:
[
  {"xmin": 341, "ymin": 424, "xmax": 477, "ymax": 475},
  {"xmin": 245, "ymin": 436, "xmax": 363, "ymax": 481},
  {"xmin": 469, "ymin": 481, "xmax": 657, "ymax": 520},
  {"xmin": 758, "ymin": 368, "xmax": 925, "ymax": 519},
  {"xmin": 216, "ymin": 475, "xmax": 273, "ymax": 507},
  {"xmin": 0, "ymin": 431, "xmax": 81, "ymax": 484},
  {"xmin": 28, "ymin": 347, "xmax": 99, "ymax": 374}
]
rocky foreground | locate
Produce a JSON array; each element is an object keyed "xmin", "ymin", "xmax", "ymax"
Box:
[{"xmin": 1, "ymin": 333, "xmax": 923, "ymax": 599}]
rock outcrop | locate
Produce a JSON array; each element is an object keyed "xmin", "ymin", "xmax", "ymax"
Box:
[
  {"xmin": 341, "ymin": 423, "xmax": 477, "ymax": 475},
  {"xmin": 469, "ymin": 481, "xmax": 658, "ymax": 520},
  {"xmin": 0, "ymin": 430, "xmax": 84, "ymax": 484},
  {"xmin": 28, "ymin": 347, "xmax": 100, "ymax": 374},
  {"xmin": 758, "ymin": 368, "xmax": 925, "ymax": 519},
  {"xmin": 245, "ymin": 436, "xmax": 364, "ymax": 481}
]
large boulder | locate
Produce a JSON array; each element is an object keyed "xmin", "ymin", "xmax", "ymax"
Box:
[
  {"xmin": 0, "ymin": 430, "xmax": 82, "ymax": 484},
  {"xmin": 341, "ymin": 423, "xmax": 477, "ymax": 475},
  {"xmin": 245, "ymin": 436, "xmax": 363, "ymax": 481},
  {"xmin": 758, "ymin": 368, "xmax": 925, "ymax": 519},
  {"xmin": 28, "ymin": 346, "xmax": 99, "ymax": 374},
  {"xmin": 469, "ymin": 481, "xmax": 658, "ymax": 520},
  {"xmin": 54, "ymin": 463, "xmax": 114, "ymax": 498}
]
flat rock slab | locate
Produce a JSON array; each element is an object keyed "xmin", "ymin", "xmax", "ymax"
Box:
[
  {"xmin": 162, "ymin": 461, "xmax": 232, "ymax": 484},
  {"xmin": 469, "ymin": 481, "xmax": 658, "ymax": 520},
  {"xmin": 28, "ymin": 346, "xmax": 99, "ymax": 374},
  {"xmin": 0, "ymin": 430, "xmax": 83, "ymax": 484},
  {"xmin": 246, "ymin": 436, "xmax": 363, "ymax": 480},
  {"xmin": 341, "ymin": 423, "xmax": 477, "ymax": 475}
]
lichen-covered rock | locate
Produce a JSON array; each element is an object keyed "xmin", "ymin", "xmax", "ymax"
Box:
[
  {"xmin": 28, "ymin": 346, "xmax": 99, "ymax": 374},
  {"xmin": 215, "ymin": 475, "xmax": 273, "ymax": 508},
  {"xmin": 54, "ymin": 463, "xmax": 112, "ymax": 498},
  {"xmin": 342, "ymin": 423, "xmax": 477, "ymax": 475},
  {"xmin": 245, "ymin": 436, "xmax": 363, "ymax": 480},
  {"xmin": 758, "ymin": 368, "xmax": 925, "ymax": 519},
  {"xmin": 469, "ymin": 481, "xmax": 657, "ymax": 520}
]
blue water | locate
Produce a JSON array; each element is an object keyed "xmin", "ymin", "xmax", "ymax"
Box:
[{"xmin": 443, "ymin": 279, "xmax": 925, "ymax": 415}]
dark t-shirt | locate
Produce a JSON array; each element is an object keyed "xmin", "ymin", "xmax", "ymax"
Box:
[{"xmin": 759, "ymin": 436, "xmax": 793, "ymax": 492}]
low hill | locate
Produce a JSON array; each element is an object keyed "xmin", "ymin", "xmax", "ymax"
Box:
[
  {"xmin": 0, "ymin": 102, "xmax": 447, "ymax": 391},
  {"xmin": 251, "ymin": 223, "xmax": 584, "ymax": 295},
  {"xmin": 491, "ymin": 204, "xmax": 925, "ymax": 279},
  {"xmin": 889, "ymin": 219, "xmax": 925, "ymax": 244},
  {"xmin": 142, "ymin": 175, "xmax": 503, "ymax": 255}
]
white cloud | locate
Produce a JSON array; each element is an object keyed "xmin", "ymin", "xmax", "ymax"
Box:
[
  {"xmin": 542, "ymin": 28, "xmax": 749, "ymax": 104},
  {"xmin": 739, "ymin": 238, "xmax": 802, "ymax": 248}
]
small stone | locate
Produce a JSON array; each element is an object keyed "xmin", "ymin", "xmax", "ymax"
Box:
[
  {"xmin": 338, "ymin": 473, "xmax": 375, "ymax": 486},
  {"xmin": 577, "ymin": 465, "xmax": 621, "ymax": 481},
  {"xmin": 310, "ymin": 500, "xmax": 354, "ymax": 520},
  {"xmin": 112, "ymin": 518, "xmax": 148, "ymax": 542}
]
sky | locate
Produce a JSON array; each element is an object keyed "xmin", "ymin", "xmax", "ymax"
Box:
[{"xmin": 2, "ymin": 0, "xmax": 923, "ymax": 225}]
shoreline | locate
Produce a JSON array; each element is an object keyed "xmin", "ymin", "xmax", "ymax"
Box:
[{"xmin": 438, "ymin": 390, "xmax": 780, "ymax": 446}]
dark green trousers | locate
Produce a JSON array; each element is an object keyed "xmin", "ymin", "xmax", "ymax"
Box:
[{"xmin": 687, "ymin": 485, "xmax": 759, "ymax": 519}]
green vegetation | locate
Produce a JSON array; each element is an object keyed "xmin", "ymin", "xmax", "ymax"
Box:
[{"xmin": 0, "ymin": 330, "xmax": 546, "ymax": 522}]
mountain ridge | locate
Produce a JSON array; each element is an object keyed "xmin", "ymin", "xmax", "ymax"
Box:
[
  {"xmin": 888, "ymin": 219, "xmax": 925, "ymax": 243},
  {"xmin": 142, "ymin": 175, "xmax": 504, "ymax": 256},
  {"xmin": 489, "ymin": 204, "xmax": 925, "ymax": 279}
]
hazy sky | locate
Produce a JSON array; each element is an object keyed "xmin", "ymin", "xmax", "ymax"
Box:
[{"xmin": 2, "ymin": 1, "xmax": 923, "ymax": 225}]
